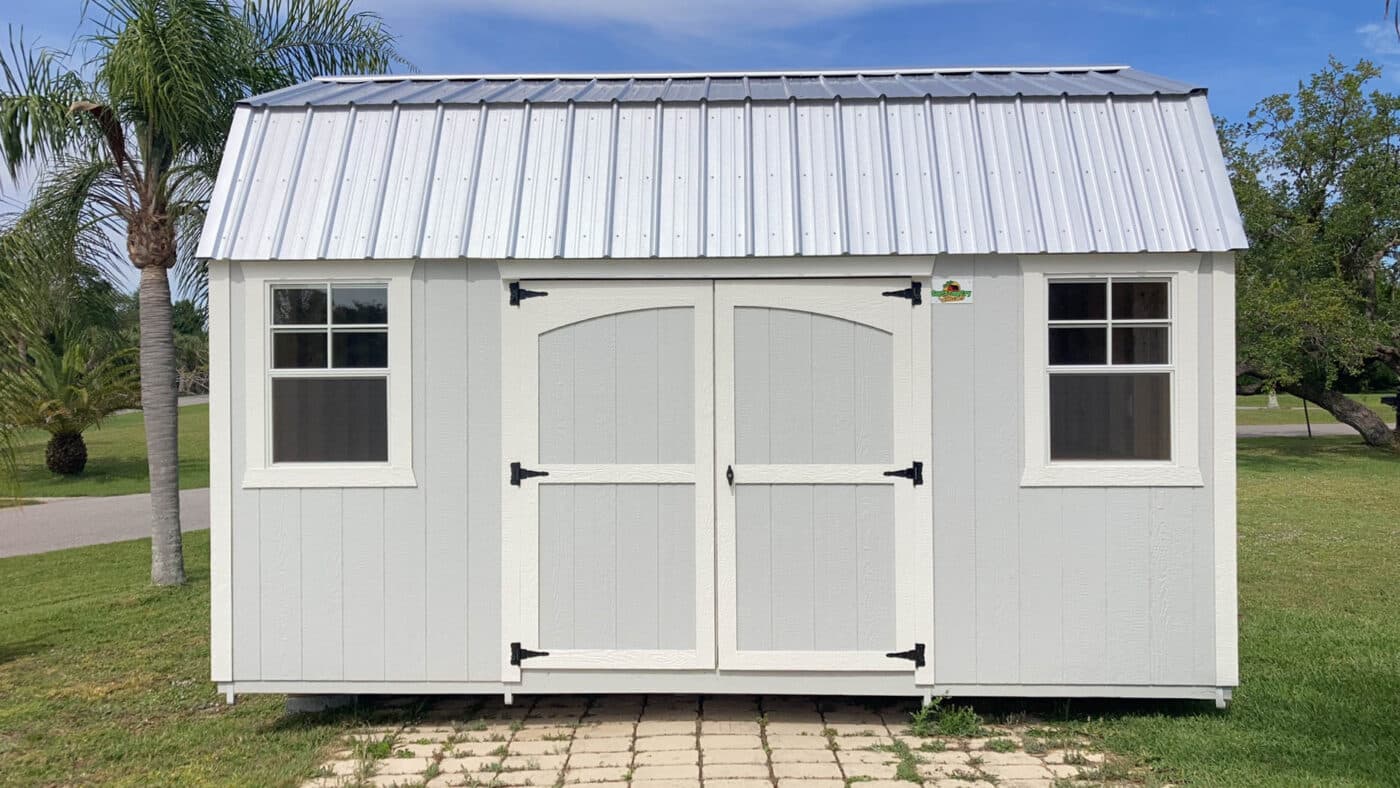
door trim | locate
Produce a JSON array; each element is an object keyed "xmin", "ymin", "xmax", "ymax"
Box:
[
  {"xmin": 500, "ymin": 280, "xmax": 715, "ymax": 681},
  {"xmin": 714, "ymin": 279, "xmax": 934, "ymax": 676}
]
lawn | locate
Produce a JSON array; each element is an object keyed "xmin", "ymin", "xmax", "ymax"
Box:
[
  {"xmin": 1236, "ymin": 392, "xmax": 1395, "ymax": 426},
  {"xmin": 7, "ymin": 404, "xmax": 209, "ymax": 498},
  {"xmin": 0, "ymin": 437, "xmax": 1397, "ymax": 785}
]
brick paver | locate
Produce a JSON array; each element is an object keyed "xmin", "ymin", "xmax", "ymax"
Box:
[{"xmin": 302, "ymin": 695, "xmax": 1114, "ymax": 788}]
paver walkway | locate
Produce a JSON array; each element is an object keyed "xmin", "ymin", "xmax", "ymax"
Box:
[
  {"xmin": 0, "ymin": 487, "xmax": 208, "ymax": 558},
  {"xmin": 304, "ymin": 695, "xmax": 1110, "ymax": 788}
]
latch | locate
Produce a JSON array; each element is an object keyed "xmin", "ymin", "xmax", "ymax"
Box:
[
  {"xmin": 509, "ymin": 462, "xmax": 549, "ymax": 486},
  {"xmin": 509, "ymin": 282, "xmax": 548, "ymax": 306},
  {"xmin": 883, "ymin": 461, "xmax": 924, "ymax": 486},
  {"xmin": 885, "ymin": 642, "xmax": 926, "ymax": 667},
  {"xmin": 510, "ymin": 642, "xmax": 550, "ymax": 665},
  {"xmin": 881, "ymin": 281, "xmax": 922, "ymax": 305}
]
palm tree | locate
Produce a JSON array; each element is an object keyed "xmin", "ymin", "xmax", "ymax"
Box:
[{"xmin": 0, "ymin": 0, "xmax": 403, "ymax": 585}]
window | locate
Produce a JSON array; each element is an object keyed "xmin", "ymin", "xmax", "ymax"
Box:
[
  {"xmin": 1021, "ymin": 258, "xmax": 1201, "ymax": 487},
  {"xmin": 1047, "ymin": 279, "xmax": 1171, "ymax": 461},
  {"xmin": 242, "ymin": 261, "xmax": 414, "ymax": 488},
  {"xmin": 270, "ymin": 285, "xmax": 389, "ymax": 463}
]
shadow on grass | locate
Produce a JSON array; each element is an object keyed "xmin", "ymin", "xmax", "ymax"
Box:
[
  {"xmin": 1238, "ymin": 435, "xmax": 1400, "ymax": 474},
  {"xmin": 0, "ymin": 636, "xmax": 54, "ymax": 666}
]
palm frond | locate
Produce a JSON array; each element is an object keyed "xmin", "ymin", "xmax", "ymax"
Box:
[
  {"xmin": 0, "ymin": 27, "xmax": 98, "ymax": 178},
  {"xmin": 241, "ymin": 0, "xmax": 410, "ymax": 89}
]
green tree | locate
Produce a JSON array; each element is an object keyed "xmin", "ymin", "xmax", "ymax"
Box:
[
  {"xmin": 0, "ymin": 0, "xmax": 404, "ymax": 584},
  {"xmin": 1222, "ymin": 58, "xmax": 1400, "ymax": 449}
]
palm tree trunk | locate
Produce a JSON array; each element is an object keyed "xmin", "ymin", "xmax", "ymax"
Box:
[{"xmin": 139, "ymin": 262, "xmax": 186, "ymax": 586}]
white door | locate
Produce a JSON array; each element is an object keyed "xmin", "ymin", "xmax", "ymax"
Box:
[
  {"xmin": 501, "ymin": 281, "xmax": 714, "ymax": 680},
  {"xmin": 716, "ymin": 279, "xmax": 932, "ymax": 675}
]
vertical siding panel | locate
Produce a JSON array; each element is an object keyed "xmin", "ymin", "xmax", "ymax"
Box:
[
  {"xmin": 1106, "ymin": 487, "xmax": 1151, "ymax": 683},
  {"xmin": 1017, "ymin": 487, "xmax": 1062, "ymax": 683},
  {"xmin": 614, "ymin": 485, "xmax": 660, "ymax": 648},
  {"xmin": 229, "ymin": 267, "xmax": 261, "ymax": 680},
  {"xmin": 768, "ymin": 310, "xmax": 813, "ymax": 463},
  {"xmin": 1192, "ymin": 260, "xmax": 1218, "ymax": 683},
  {"xmin": 341, "ymin": 488, "xmax": 385, "ymax": 680},
  {"xmin": 573, "ymin": 485, "xmax": 618, "ymax": 648},
  {"xmin": 423, "ymin": 263, "xmax": 469, "ymax": 680},
  {"xmin": 733, "ymin": 308, "xmax": 770, "ymax": 464},
  {"xmin": 383, "ymin": 488, "xmax": 427, "ymax": 679},
  {"xmin": 539, "ymin": 485, "xmax": 575, "ymax": 649},
  {"xmin": 811, "ymin": 317, "xmax": 855, "ymax": 463},
  {"xmin": 300, "ymin": 489, "xmax": 343, "ymax": 680},
  {"xmin": 1149, "ymin": 487, "xmax": 1194, "ymax": 683},
  {"xmin": 466, "ymin": 266, "xmax": 503, "ymax": 679},
  {"xmin": 856, "ymin": 485, "xmax": 897, "ymax": 651},
  {"xmin": 973, "ymin": 256, "xmax": 1021, "ymax": 682},
  {"xmin": 735, "ymin": 486, "xmax": 772, "ymax": 650},
  {"xmin": 770, "ymin": 486, "xmax": 816, "ymax": 650},
  {"xmin": 258, "ymin": 489, "xmax": 301, "ymax": 679},
  {"xmin": 931, "ymin": 256, "xmax": 977, "ymax": 681},
  {"xmin": 657, "ymin": 485, "xmax": 696, "ymax": 650},
  {"xmin": 538, "ymin": 319, "xmax": 575, "ymax": 464},
  {"xmin": 1061, "ymin": 488, "xmax": 1108, "ymax": 683},
  {"xmin": 812, "ymin": 485, "xmax": 859, "ymax": 650},
  {"xmin": 615, "ymin": 310, "xmax": 660, "ymax": 463},
  {"xmin": 656, "ymin": 308, "xmax": 695, "ymax": 463},
  {"xmin": 572, "ymin": 316, "xmax": 617, "ymax": 462},
  {"xmin": 854, "ymin": 324, "xmax": 894, "ymax": 464}
]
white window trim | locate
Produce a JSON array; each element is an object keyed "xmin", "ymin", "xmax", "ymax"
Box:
[
  {"xmin": 1021, "ymin": 256, "xmax": 1202, "ymax": 488},
  {"xmin": 242, "ymin": 260, "xmax": 415, "ymax": 489}
]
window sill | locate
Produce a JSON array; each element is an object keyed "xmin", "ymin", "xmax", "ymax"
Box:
[
  {"xmin": 1021, "ymin": 463, "xmax": 1204, "ymax": 488},
  {"xmin": 242, "ymin": 465, "xmax": 418, "ymax": 489}
]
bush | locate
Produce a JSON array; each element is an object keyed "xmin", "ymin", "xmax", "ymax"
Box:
[{"xmin": 44, "ymin": 432, "xmax": 88, "ymax": 475}]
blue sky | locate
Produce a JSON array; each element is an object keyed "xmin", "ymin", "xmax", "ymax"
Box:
[
  {"xmin": 5, "ymin": 0, "xmax": 1400, "ymax": 290},
  {"xmin": 7, "ymin": 0, "xmax": 1400, "ymax": 123}
]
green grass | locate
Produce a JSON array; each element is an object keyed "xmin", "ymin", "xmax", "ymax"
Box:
[
  {"xmin": 8, "ymin": 404, "xmax": 209, "ymax": 498},
  {"xmin": 0, "ymin": 531, "xmax": 361, "ymax": 787},
  {"xmin": 0, "ymin": 436, "xmax": 1396, "ymax": 785},
  {"xmin": 1077, "ymin": 436, "xmax": 1400, "ymax": 786},
  {"xmin": 1236, "ymin": 392, "xmax": 1395, "ymax": 426}
]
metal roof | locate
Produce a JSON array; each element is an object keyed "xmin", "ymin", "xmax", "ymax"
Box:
[
  {"xmin": 199, "ymin": 67, "xmax": 1246, "ymax": 261},
  {"xmin": 244, "ymin": 66, "xmax": 1203, "ymax": 107}
]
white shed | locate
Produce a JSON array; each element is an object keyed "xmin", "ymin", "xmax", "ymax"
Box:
[{"xmin": 200, "ymin": 66, "xmax": 1245, "ymax": 705}]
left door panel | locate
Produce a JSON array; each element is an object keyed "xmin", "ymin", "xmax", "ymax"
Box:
[{"xmin": 502, "ymin": 281, "xmax": 714, "ymax": 680}]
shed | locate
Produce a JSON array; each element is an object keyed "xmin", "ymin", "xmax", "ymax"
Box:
[{"xmin": 201, "ymin": 66, "xmax": 1245, "ymax": 705}]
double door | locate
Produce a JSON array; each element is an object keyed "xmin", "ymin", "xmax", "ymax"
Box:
[{"xmin": 501, "ymin": 279, "xmax": 931, "ymax": 682}]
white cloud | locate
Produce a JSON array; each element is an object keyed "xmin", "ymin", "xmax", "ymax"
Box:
[
  {"xmin": 1358, "ymin": 21, "xmax": 1400, "ymax": 57},
  {"xmin": 369, "ymin": 0, "xmax": 958, "ymax": 37}
]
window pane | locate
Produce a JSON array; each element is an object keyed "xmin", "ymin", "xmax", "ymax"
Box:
[
  {"xmin": 332, "ymin": 330, "xmax": 388, "ymax": 368},
  {"xmin": 272, "ymin": 331, "xmax": 328, "ymax": 368},
  {"xmin": 332, "ymin": 286, "xmax": 388, "ymax": 324},
  {"xmin": 1112, "ymin": 281, "xmax": 1169, "ymax": 319},
  {"xmin": 1048, "ymin": 282, "xmax": 1106, "ymax": 320},
  {"xmin": 1049, "ymin": 327, "xmax": 1107, "ymax": 365},
  {"xmin": 1112, "ymin": 326, "xmax": 1169, "ymax": 364},
  {"xmin": 273, "ymin": 287, "xmax": 327, "ymax": 325},
  {"xmin": 1050, "ymin": 373, "xmax": 1170, "ymax": 460},
  {"xmin": 272, "ymin": 378, "xmax": 387, "ymax": 462}
]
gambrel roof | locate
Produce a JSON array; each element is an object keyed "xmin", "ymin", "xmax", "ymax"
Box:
[{"xmin": 197, "ymin": 66, "xmax": 1247, "ymax": 261}]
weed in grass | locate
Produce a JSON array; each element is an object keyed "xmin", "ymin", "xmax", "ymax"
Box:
[
  {"xmin": 542, "ymin": 732, "xmax": 571, "ymax": 741},
  {"xmin": 394, "ymin": 747, "xmax": 414, "ymax": 758},
  {"xmin": 489, "ymin": 744, "xmax": 510, "ymax": 757},
  {"xmin": 965, "ymin": 755, "xmax": 984, "ymax": 767},
  {"xmin": 908, "ymin": 698, "xmax": 943, "ymax": 737},
  {"xmin": 885, "ymin": 739, "xmax": 923, "ymax": 783},
  {"xmin": 845, "ymin": 777, "xmax": 874, "ymax": 784},
  {"xmin": 936, "ymin": 706, "xmax": 984, "ymax": 738},
  {"xmin": 984, "ymin": 738, "xmax": 1017, "ymax": 753},
  {"xmin": 1062, "ymin": 750, "xmax": 1089, "ymax": 766},
  {"xmin": 918, "ymin": 739, "xmax": 946, "ymax": 753},
  {"xmin": 946, "ymin": 769, "xmax": 982, "ymax": 782},
  {"xmin": 510, "ymin": 720, "xmax": 526, "ymax": 732},
  {"xmin": 1021, "ymin": 737, "xmax": 1047, "ymax": 755}
]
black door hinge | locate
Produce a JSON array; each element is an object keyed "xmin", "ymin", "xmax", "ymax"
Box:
[
  {"xmin": 510, "ymin": 642, "xmax": 550, "ymax": 665},
  {"xmin": 882, "ymin": 281, "xmax": 922, "ymax": 305},
  {"xmin": 509, "ymin": 281, "xmax": 548, "ymax": 306},
  {"xmin": 510, "ymin": 461, "xmax": 549, "ymax": 486},
  {"xmin": 885, "ymin": 642, "xmax": 926, "ymax": 667},
  {"xmin": 883, "ymin": 461, "xmax": 924, "ymax": 486}
]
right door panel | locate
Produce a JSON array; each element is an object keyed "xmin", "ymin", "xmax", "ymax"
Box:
[{"xmin": 716, "ymin": 279, "xmax": 924, "ymax": 672}]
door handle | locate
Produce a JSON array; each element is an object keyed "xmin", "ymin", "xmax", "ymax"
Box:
[{"xmin": 726, "ymin": 464, "xmax": 734, "ymax": 487}]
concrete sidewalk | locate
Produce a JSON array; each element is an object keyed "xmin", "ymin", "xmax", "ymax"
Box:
[
  {"xmin": 0, "ymin": 488, "xmax": 208, "ymax": 558},
  {"xmin": 1237, "ymin": 423, "xmax": 1361, "ymax": 438}
]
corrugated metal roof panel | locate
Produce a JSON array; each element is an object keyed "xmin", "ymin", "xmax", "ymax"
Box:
[
  {"xmin": 242, "ymin": 66, "xmax": 1203, "ymax": 108},
  {"xmin": 197, "ymin": 68, "xmax": 1246, "ymax": 261}
]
